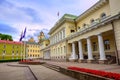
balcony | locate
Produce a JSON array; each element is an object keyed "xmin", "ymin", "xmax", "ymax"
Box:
[
  {"xmin": 77, "ymin": 15, "xmax": 111, "ymax": 33},
  {"xmin": 66, "ymin": 15, "xmax": 112, "ymax": 40}
]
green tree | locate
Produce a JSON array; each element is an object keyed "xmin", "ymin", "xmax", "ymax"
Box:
[{"xmin": 0, "ymin": 33, "xmax": 13, "ymax": 41}]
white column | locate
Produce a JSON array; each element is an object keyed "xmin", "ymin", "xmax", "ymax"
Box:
[
  {"xmin": 78, "ymin": 40, "xmax": 84, "ymax": 60},
  {"xmin": 87, "ymin": 37, "xmax": 93, "ymax": 60},
  {"xmin": 98, "ymin": 34, "xmax": 106, "ymax": 60},
  {"xmin": 72, "ymin": 42, "xmax": 76, "ymax": 59}
]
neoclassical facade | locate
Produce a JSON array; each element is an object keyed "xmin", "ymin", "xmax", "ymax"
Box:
[
  {"xmin": 26, "ymin": 37, "xmax": 40, "ymax": 59},
  {"xmin": 42, "ymin": 0, "xmax": 120, "ymax": 64},
  {"xmin": 38, "ymin": 31, "xmax": 50, "ymax": 60}
]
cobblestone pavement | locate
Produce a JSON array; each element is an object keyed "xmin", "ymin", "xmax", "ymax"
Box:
[{"xmin": 40, "ymin": 60, "xmax": 120, "ymax": 73}]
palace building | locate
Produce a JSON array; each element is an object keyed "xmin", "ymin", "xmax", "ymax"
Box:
[
  {"xmin": 41, "ymin": 0, "xmax": 120, "ymax": 64},
  {"xmin": 26, "ymin": 37, "xmax": 40, "ymax": 59},
  {"xmin": 38, "ymin": 31, "xmax": 50, "ymax": 60},
  {"xmin": 0, "ymin": 40, "xmax": 23, "ymax": 60}
]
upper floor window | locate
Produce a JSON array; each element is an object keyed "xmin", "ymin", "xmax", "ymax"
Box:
[
  {"xmin": 104, "ymin": 39, "xmax": 110, "ymax": 50},
  {"xmin": 63, "ymin": 30, "xmax": 65, "ymax": 38},
  {"xmin": 83, "ymin": 23, "xmax": 87, "ymax": 28},
  {"xmin": 78, "ymin": 26, "xmax": 80, "ymax": 30},
  {"xmin": 64, "ymin": 46, "xmax": 66, "ymax": 53},
  {"xmin": 71, "ymin": 30, "xmax": 75, "ymax": 33},
  {"xmin": 90, "ymin": 19, "xmax": 94, "ymax": 24},
  {"xmin": 101, "ymin": 13, "xmax": 106, "ymax": 19},
  {"xmin": 92, "ymin": 42, "xmax": 97, "ymax": 51},
  {"xmin": 3, "ymin": 45, "xmax": 6, "ymax": 48},
  {"xmin": 85, "ymin": 44, "xmax": 87, "ymax": 52},
  {"xmin": 3, "ymin": 50, "xmax": 6, "ymax": 54},
  {"xmin": 13, "ymin": 45, "xmax": 14, "ymax": 48}
]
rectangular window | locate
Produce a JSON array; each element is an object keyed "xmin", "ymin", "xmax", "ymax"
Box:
[
  {"xmin": 3, "ymin": 50, "xmax": 6, "ymax": 53},
  {"xmin": 63, "ymin": 29, "xmax": 65, "ymax": 38},
  {"xmin": 61, "ymin": 47, "xmax": 62, "ymax": 54},
  {"xmin": 92, "ymin": 42, "xmax": 97, "ymax": 51},
  {"xmin": 104, "ymin": 40, "xmax": 110, "ymax": 50},
  {"xmin": 3, "ymin": 45, "xmax": 6, "ymax": 48},
  {"xmin": 71, "ymin": 30, "xmax": 75, "ymax": 33},
  {"xmin": 64, "ymin": 46, "xmax": 66, "ymax": 53},
  {"xmin": 13, "ymin": 45, "xmax": 14, "ymax": 48}
]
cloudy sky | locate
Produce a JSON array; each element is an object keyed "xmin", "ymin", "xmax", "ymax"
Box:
[{"xmin": 0, "ymin": 0, "xmax": 99, "ymax": 42}]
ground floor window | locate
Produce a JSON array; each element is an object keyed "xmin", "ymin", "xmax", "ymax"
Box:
[
  {"xmin": 85, "ymin": 44, "xmax": 87, "ymax": 52},
  {"xmin": 104, "ymin": 39, "xmax": 110, "ymax": 50},
  {"xmin": 92, "ymin": 42, "xmax": 97, "ymax": 51}
]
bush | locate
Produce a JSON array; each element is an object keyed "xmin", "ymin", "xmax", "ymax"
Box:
[{"xmin": 0, "ymin": 59, "xmax": 21, "ymax": 63}]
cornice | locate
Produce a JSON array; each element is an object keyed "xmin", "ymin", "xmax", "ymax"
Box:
[{"xmin": 76, "ymin": 0, "xmax": 108, "ymax": 22}]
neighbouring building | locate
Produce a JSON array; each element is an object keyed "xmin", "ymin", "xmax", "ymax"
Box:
[
  {"xmin": 0, "ymin": 40, "xmax": 24, "ymax": 60},
  {"xmin": 26, "ymin": 37, "xmax": 40, "ymax": 59},
  {"xmin": 38, "ymin": 31, "xmax": 50, "ymax": 60},
  {"xmin": 42, "ymin": 0, "xmax": 120, "ymax": 64}
]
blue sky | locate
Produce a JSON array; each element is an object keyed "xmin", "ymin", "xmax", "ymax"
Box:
[{"xmin": 0, "ymin": 0, "xmax": 99, "ymax": 41}]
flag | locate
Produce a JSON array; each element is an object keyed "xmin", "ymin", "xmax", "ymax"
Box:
[
  {"xmin": 19, "ymin": 27, "xmax": 26, "ymax": 41},
  {"xmin": 22, "ymin": 27, "xmax": 26, "ymax": 38},
  {"xmin": 57, "ymin": 12, "xmax": 59, "ymax": 16},
  {"xmin": 19, "ymin": 30, "xmax": 23, "ymax": 41}
]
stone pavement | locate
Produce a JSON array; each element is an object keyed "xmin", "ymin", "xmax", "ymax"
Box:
[
  {"xmin": 0, "ymin": 63, "xmax": 33, "ymax": 80},
  {"xmin": 1, "ymin": 61, "xmax": 120, "ymax": 80},
  {"xmin": 29, "ymin": 65, "xmax": 76, "ymax": 80},
  {"xmin": 0, "ymin": 62, "xmax": 76, "ymax": 80},
  {"xmin": 40, "ymin": 60, "xmax": 120, "ymax": 73}
]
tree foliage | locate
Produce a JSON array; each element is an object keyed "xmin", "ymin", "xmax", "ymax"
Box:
[{"xmin": 0, "ymin": 33, "xmax": 13, "ymax": 41}]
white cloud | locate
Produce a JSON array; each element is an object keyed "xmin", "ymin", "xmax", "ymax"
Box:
[{"xmin": 0, "ymin": 0, "xmax": 99, "ymax": 41}]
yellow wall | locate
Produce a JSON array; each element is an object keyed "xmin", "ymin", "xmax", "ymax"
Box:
[
  {"xmin": 51, "ymin": 21, "xmax": 75, "ymax": 38},
  {"xmin": 27, "ymin": 44, "xmax": 40, "ymax": 58},
  {"xmin": 51, "ymin": 41, "xmax": 66, "ymax": 58},
  {"xmin": 113, "ymin": 19, "xmax": 120, "ymax": 60},
  {"xmin": 77, "ymin": 3, "xmax": 110, "ymax": 29},
  {"xmin": 68, "ymin": 23, "xmax": 113, "ymax": 43},
  {"xmin": 109, "ymin": 0, "xmax": 120, "ymax": 16},
  {"xmin": 65, "ymin": 21, "xmax": 76, "ymax": 37}
]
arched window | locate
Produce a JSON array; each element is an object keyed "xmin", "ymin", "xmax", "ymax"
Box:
[
  {"xmin": 78, "ymin": 26, "xmax": 80, "ymax": 29},
  {"xmin": 90, "ymin": 19, "xmax": 94, "ymax": 23},
  {"xmin": 101, "ymin": 13, "xmax": 106, "ymax": 18},
  {"xmin": 83, "ymin": 23, "xmax": 86, "ymax": 28}
]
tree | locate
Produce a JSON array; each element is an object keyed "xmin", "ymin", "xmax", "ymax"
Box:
[{"xmin": 0, "ymin": 33, "xmax": 13, "ymax": 41}]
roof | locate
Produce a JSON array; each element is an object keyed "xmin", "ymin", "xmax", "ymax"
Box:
[
  {"xmin": 49, "ymin": 14, "xmax": 77, "ymax": 34},
  {"xmin": 63, "ymin": 14, "xmax": 77, "ymax": 19},
  {"xmin": 0, "ymin": 40, "xmax": 22, "ymax": 45},
  {"xmin": 26, "ymin": 41, "xmax": 40, "ymax": 45}
]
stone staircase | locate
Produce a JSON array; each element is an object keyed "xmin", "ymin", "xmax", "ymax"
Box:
[{"xmin": 41, "ymin": 63, "xmax": 60, "ymax": 72}]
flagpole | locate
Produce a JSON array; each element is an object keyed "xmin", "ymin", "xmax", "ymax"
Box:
[
  {"xmin": 19, "ymin": 27, "xmax": 26, "ymax": 61},
  {"xmin": 20, "ymin": 41, "xmax": 22, "ymax": 61},
  {"xmin": 24, "ymin": 38, "xmax": 26, "ymax": 60}
]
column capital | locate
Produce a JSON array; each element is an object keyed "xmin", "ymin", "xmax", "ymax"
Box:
[
  {"xmin": 86, "ymin": 36, "xmax": 91, "ymax": 39},
  {"xmin": 78, "ymin": 39, "xmax": 82, "ymax": 41},
  {"xmin": 97, "ymin": 33, "xmax": 102, "ymax": 36}
]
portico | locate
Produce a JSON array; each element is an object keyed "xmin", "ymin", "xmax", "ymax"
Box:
[{"xmin": 68, "ymin": 30, "xmax": 116, "ymax": 64}]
